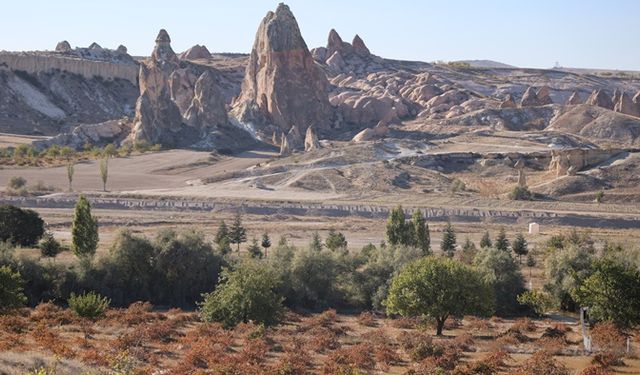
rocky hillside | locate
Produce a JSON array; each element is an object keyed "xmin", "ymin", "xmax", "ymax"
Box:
[{"xmin": 1, "ymin": 2, "xmax": 640, "ymax": 150}]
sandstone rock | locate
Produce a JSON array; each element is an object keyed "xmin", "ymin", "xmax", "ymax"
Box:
[
  {"xmin": 634, "ymin": 91, "xmax": 640, "ymax": 104},
  {"xmin": 536, "ymin": 86, "xmax": 553, "ymax": 105},
  {"xmin": 612, "ymin": 89, "xmax": 621, "ymax": 106},
  {"xmin": 614, "ymin": 91, "xmax": 640, "ymax": 117},
  {"xmin": 55, "ymin": 41, "xmax": 72, "ymax": 53},
  {"xmin": 311, "ymin": 47, "xmax": 327, "ymax": 62},
  {"xmin": 586, "ymin": 89, "xmax": 614, "ymax": 110},
  {"xmin": 129, "ymin": 30, "xmax": 191, "ymax": 147},
  {"xmin": 179, "ymin": 44, "xmax": 212, "ymax": 60},
  {"xmin": 500, "ymin": 94, "xmax": 517, "ymax": 109},
  {"xmin": 352, "ymin": 34, "xmax": 370, "ymax": 56},
  {"xmin": 88, "ymin": 42, "xmax": 103, "ymax": 50},
  {"xmin": 304, "ymin": 125, "xmax": 321, "ymax": 151},
  {"xmin": 427, "ymin": 90, "xmax": 469, "ymax": 109},
  {"xmin": 280, "ymin": 133, "xmax": 291, "ymax": 156},
  {"xmin": 287, "ymin": 125, "xmax": 303, "ymax": 150},
  {"xmin": 184, "ymin": 71, "xmax": 228, "ymax": 132},
  {"xmin": 352, "ymin": 128, "xmax": 376, "ymax": 142},
  {"xmin": 326, "ymin": 51, "xmax": 346, "ymax": 72},
  {"xmin": 232, "ymin": 3, "xmax": 332, "ymax": 137},
  {"xmin": 566, "ymin": 91, "xmax": 583, "ymax": 105},
  {"xmin": 152, "ymin": 29, "xmax": 178, "ymax": 66},
  {"xmin": 520, "ymin": 87, "xmax": 539, "ymax": 107},
  {"xmin": 326, "ymin": 29, "xmax": 352, "ymax": 58}
]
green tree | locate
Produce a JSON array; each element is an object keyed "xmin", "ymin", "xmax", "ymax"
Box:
[
  {"xmin": 512, "ymin": 233, "xmax": 528, "ymax": 263},
  {"xmin": 572, "ymin": 258, "xmax": 640, "ymax": 330},
  {"xmin": 544, "ymin": 244, "xmax": 594, "ymax": 311},
  {"xmin": 474, "ymin": 247, "xmax": 526, "ymax": 315},
  {"xmin": 247, "ymin": 237, "xmax": 263, "ymax": 258},
  {"xmin": 595, "ymin": 191, "xmax": 604, "ymax": 203},
  {"xmin": 71, "ymin": 195, "xmax": 99, "ymax": 260},
  {"xmin": 386, "ymin": 205, "xmax": 411, "ymax": 246},
  {"xmin": 385, "ymin": 256, "xmax": 494, "ymax": 335},
  {"xmin": 218, "ymin": 237, "xmax": 232, "ymax": 255},
  {"xmin": 68, "ymin": 291, "xmax": 110, "ymax": 320},
  {"xmin": 460, "ymin": 237, "xmax": 477, "ymax": 264},
  {"xmin": 0, "ymin": 205, "xmax": 45, "ymax": 246},
  {"xmin": 0, "ymin": 265, "xmax": 27, "ymax": 313},
  {"xmin": 411, "ymin": 210, "xmax": 430, "ymax": 255},
  {"xmin": 309, "ymin": 231, "xmax": 323, "ymax": 252},
  {"xmin": 39, "ymin": 232, "xmax": 62, "ymax": 260},
  {"xmin": 199, "ymin": 260, "xmax": 284, "ymax": 328},
  {"xmin": 480, "ymin": 231, "xmax": 492, "ymax": 248},
  {"xmin": 68, "ymin": 291, "xmax": 110, "ymax": 340},
  {"xmin": 325, "ymin": 229, "xmax": 347, "ymax": 252},
  {"xmin": 261, "ymin": 232, "xmax": 271, "ymax": 256},
  {"xmin": 215, "ymin": 220, "xmax": 230, "ymax": 248},
  {"xmin": 229, "ymin": 212, "xmax": 247, "ymax": 251},
  {"xmin": 494, "ymin": 227, "xmax": 509, "ymax": 252},
  {"xmin": 66, "ymin": 160, "xmax": 75, "ymax": 192},
  {"xmin": 440, "ymin": 222, "xmax": 456, "ymax": 256},
  {"xmin": 99, "ymin": 156, "xmax": 109, "ymax": 192},
  {"xmin": 518, "ymin": 289, "xmax": 554, "ymax": 317}
]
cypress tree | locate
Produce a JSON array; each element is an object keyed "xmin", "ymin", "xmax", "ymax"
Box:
[
  {"xmin": 440, "ymin": 222, "xmax": 457, "ymax": 256},
  {"xmin": 495, "ymin": 227, "xmax": 509, "ymax": 252},
  {"xmin": 71, "ymin": 195, "xmax": 99, "ymax": 260},
  {"xmin": 261, "ymin": 232, "xmax": 272, "ymax": 257},
  {"xmin": 386, "ymin": 205, "xmax": 410, "ymax": 245},
  {"xmin": 310, "ymin": 231, "xmax": 323, "ymax": 252},
  {"xmin": 412, "ymin": 210, "xmax": 431, "ymax": 255},
  {"xmin": 480, "ymin": 231, "xmax": 492, "ymax": 248},
  {"xmin": 512, "ymin": 233, "xmax": 528, "ymax": 263},
  {"xmin": 229, "ymin": 212, "xmax": 247, "ymax": 251}
]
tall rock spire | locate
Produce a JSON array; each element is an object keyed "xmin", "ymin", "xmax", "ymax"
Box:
[{"xmin": 232, "ymin": 3, "xmax": 332, "ymax": 137}]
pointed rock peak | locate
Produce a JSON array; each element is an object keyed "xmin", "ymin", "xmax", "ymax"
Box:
[
  {"xmin": 88, "ymin": 42, "xmax": 102, "ymax": 50},
  {"xmin": 55, "ymin": 40, "xmax": 72, "ymax": 53},
  {"xmin": 276, "ymin": 2, "xmax": 292, "ymax": 15},
  {"xmin": 304, "ymin": 125, "xmax": 321, "ymax": 151},
  {"xmin": 634, "ymin": 91, "xmax": 640, "ymax": 104},
  {"xmin": 587, "ymin": 89, "xmax": 614, "ymax": 110},
  {"xmin": 116, "ymin": 45, "xmax": 128, "ymax": 54},
  {"xmin": 152, "ymin": 29, "xmax": 177, "ymax": 64},
  {"xmin": 328, "ymin": 29, "xmax": 343, "ymax": 47},
  {"xmin": 156, "ymin": 29, "xmax": 171, "ymax": 44},
  {"xmin": 566, "ymin": 91, "xmax": 583, "ymax": 105},
  {"xmin": 520, "ymin": 86, "xmax": 539, "ymax": 107},
  {"xmin": 352, "ymin": 34, "xmax": 370, "ymax": 56}
]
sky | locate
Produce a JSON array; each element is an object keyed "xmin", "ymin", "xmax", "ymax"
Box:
[{"xmin": 2, "ymin": 0, "xmax": 639, "ymax": 71}]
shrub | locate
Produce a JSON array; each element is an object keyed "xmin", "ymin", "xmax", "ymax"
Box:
[
  {"xmin": 7, "ymin": 176, "xmax": 26, "ymax": 190},
  {"xmin": 518, "ymin": 289, "xmax": 554, "ymax": 316},
  {"xmin": 199, "ymin": 260, "xmax": 284, "ymax": 328},
  {"xmin": 68, "ymin": 291, "xmax": 110, "ymax": 321},
  {"xmin": 510, "ymin": 186, "xmax": 532, "ymax": 200},
  {"xmin": 0, "ymin": 205, "xmax": 45, "ymax": 246},
  {"xmin": 39, "ymin": 232, "xmax": 62, "ymax": 259},
  {"xmin": 579, "ymin": 365, "xmax": 612, "ymax": 375},
  {"xmin": 515, "ymin": 350, "xmax": 569, "ymax": 375},
  {"xmin": 474, "ymin": 246, "xmax": 526, "ymax": 315},
  {"xmin": 357, "ymin": 311, "xmax": 376, "ymax": 327},
  {"xmin": 0, "ymin": 265, "xmax": 27, "ymax": 312}
]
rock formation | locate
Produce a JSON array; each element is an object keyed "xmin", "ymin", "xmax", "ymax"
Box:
[
  {"xmin": 548, "ymin": 148, "xmax": 622, "ymax": 177},
  {"xmin": 586, "ymin": 89, "xmax": 614, "ymax": 110},
  {"xmin": 304, "ymin": 126, "xmax": 321, "ymax": 151},
  {"xmin": 566, "ymin": 91, "xmax": 583, "ymax": 105},
  {"xmin": 500, "ymin": 94, "xmax": 517, "ymax": 109},
  {"xmin": 280, "ymin": 133, "xmax": 291, "ymax": 156},
  {"xmin": 55, "ymin": 41, "xmax": 72, "ymax": 53},
  {"xmin": 232, "ymin": 3, "xmax": 332, "ymax": 138},
  {"xmin": 179, "ymin": 45, "xmax": 212, "ymax": 60},
  {"xmin": 128, "ymin": 30, "xmax": 192, "ymax": 146},
  {"xmin": 352, "ymin": 35, "xmax": 370, "ymax": 56},
  {"xmin": 614, "ymin": 91, "xmax": 640, "ymax": 117},
  {"xmin": 536, "ymin": 86, "xmax": 553, "ymax": 105},
  {"xmin": 184, "ymin": 71, "xmax": 228, "ymax": 131},
  {"xmin": 520, "ymin": 87, "xmax": 539, "ymax": 107},
  {"xmin": 116, "ymin": 45, "xmax": 128, "ymax": 54}
]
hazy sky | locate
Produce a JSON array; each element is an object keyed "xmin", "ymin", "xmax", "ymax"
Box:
[{"xmin": 2, "ymin": 0, "xmax": 638, "ymax": 70}]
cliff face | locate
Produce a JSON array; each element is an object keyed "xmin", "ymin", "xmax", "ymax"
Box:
[
  {"xmin": 232, "ymin": 3, "xmax": 332, "ymax": 140},
  {"xmin": 0, "ymin": 52, "xmax": 139, "ymax": 84}
]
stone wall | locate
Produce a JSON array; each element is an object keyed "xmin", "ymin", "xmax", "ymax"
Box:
[{"xmin": 0, "ymin": 52, "xmax": 139, "ymax": 84}]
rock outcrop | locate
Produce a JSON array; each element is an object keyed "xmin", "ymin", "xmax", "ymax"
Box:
[
  {"xmin": 128, "ymin": 30, "xmax": 193, "ymax": 147},
  {"xmin": 520, "ymin": 87, "xmax": 539, "ymax": 107},
  {"xmin": 352, "ymin": 35, "xmax": 370, "ymax": 56},
  {"xmin": 55, "ymin": 41, "xmax": 72, "ymax": 53},
  {"xmin": 232, "ymin": 3, "xmax": 332, "ymax": 138},
  {"xmin": 179, "ymin": 45, "xmax": 212, "ymax": 60},
  {"xmin": 566, "ymin": 91, "xmax": 583, "ymax": 105},
  {"xmin": 549, "ymin": 148, "xmax": 623, "ymax": 177},
  {"xmin": 304, "ymin": 126, "xmax": 321, "ymax": 151},
  {"xmin": 536, "ymin": 86, "xmax": 553, "ymax": 105},
  {"xmin": 587, "ymin": 89, "xmax": 614, "ymax": 110},
  {"xmin": 500, "ymin": 94, "xmax": 517, "ymax": 109},
  {"xmin": 614, "ymin": 91, "xmax": 640, "ymax": 117},
  {"xmin": 184, "ymin": 71, "xmax": 228, "ymax": 131}
]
